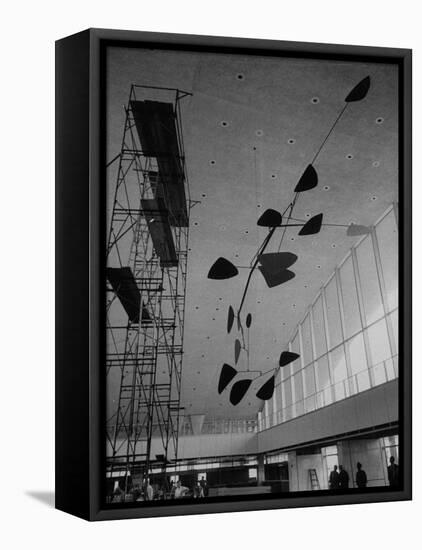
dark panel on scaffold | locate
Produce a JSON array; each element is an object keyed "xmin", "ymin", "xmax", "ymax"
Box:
[{"xmin": 130, "ymin": 100, "xmax": 188, "ymax": 227}]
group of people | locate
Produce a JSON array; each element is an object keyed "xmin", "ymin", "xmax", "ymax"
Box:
[
  {"xmin": 171, "ymin": 477, "xmax": 209, "ymax": 499},
  {"xmin": 110, "ymin": 476, "xmax": 211, "ymax": 503},
  {"xmin": 328, "ymin": 456, "xmax": 399, "ymax": 490}
]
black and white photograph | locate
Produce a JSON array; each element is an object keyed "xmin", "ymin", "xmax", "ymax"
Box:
[{"xmin": 104, "ymin": 44, "xmax": 404, "ymax": 507}]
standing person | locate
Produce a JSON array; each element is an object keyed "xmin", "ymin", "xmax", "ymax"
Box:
[
  {"xmin": 355, "ymin": 462, "xmax": 368, "ymax": 488},
  {"xmin": 200, "ymin": 476, "xmax": 209, "ymax": 497},
  {"xmin": 146, "ymin": 478, "xmax": 154, "ymax": 501},
  {"xmin": 329, "ymin": 465, "xmax": 340, "ymax": 490},
  {"xmin": 338, "ymin": 465, "xmax": 350, "ymax": 489},
  {"xmin": 194, "ymin": 481, "xmax": 204, "ymax": 498},
  {"xmin": 388, "ymin": 456, "xmax": 400, "ymax": 488}
]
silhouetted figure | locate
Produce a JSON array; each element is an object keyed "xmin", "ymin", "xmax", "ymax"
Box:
[
  {"xmin": 355, "ymin": 462, "xmax": 367, "ymax": 488},
  {"xmin": 329, "ymin": 465, "xmax": 340, "ymax": 490},
  {"xmin": 388, "ymin": 456, "xmax": 400, "ymax": 488},
  {"xmin": 194, "ymin": 481, "xmax": 204, "ymax": 498},
  {"xmin": 200, "ymin": 476, "xmax": 209, "ymax": 497},
  {"xmin": 338, "ymin": 465, "xmax": 350, "ymax": 489}
]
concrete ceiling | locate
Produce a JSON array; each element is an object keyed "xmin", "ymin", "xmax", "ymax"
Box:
[{"xmin": 107, "ymin": 46, "xmax": 398, "ymax": 421}]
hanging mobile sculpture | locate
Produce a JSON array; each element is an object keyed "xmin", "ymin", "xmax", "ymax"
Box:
[{"xmin": 208, "ymin": 76, "xmax": 372, "ymax": 405}]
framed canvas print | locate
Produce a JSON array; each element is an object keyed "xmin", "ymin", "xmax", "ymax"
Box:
[{"xmin": 55, "ymin": 28, "xmax": 412, "ymax": 521}]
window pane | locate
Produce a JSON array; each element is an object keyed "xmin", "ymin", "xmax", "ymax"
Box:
[
  {"xmin": 291, "ymin": 332, "xmax": 302, "ymax": 374},
  {"xmin": 367, "ymin": 318, "xmax": 392, "ymax": 386},
  {"xmin": 376, "ymin": 210, "xmax": 398, "ymax": 312},
  {"xmin": 274, "ymin": 384, "xmax": 282, "ymax": 424},
  {"xmin": 267, "ymin": 399, "xmax": 273, "ymax": 428},
  {"xmin": 339, "ymin": 256, "xmax": 362, "ymax": 337},
  {"xmin": 312, "ymin": 296, "xmax": 327, "ymax": 359},
  {"xmin": 303, "ymin": 363, "xmax": 316, "ymax": 412},
  {"xmin": 293, "ymin": 372, "xmax": 304, "ymax": 416},
  {"xmin": 281, "ymin": 359, "xmax": 291, "ymax": 381},
  {"xmin": 315, "ymin": 355, "xmax": 332, "ymax": 407},
  {"xmin": 272, "ymin": 388, "xmax": 278, "ymax": 425},
  {"xmin": 356, "ymin": 235, "xmax": 384, "ymax": 325},
  {"xmin": 325, "ymin": 276, "xmax": 342, "ymax": 349},
  {"xmin": 389, "ymin": 309, "xmax": 399, "ymax": 354},
  {"xmin": 348, "ymin": 332, "xmax": 368, "ymax": 375},
  {"xmin": 301, "ymin": 314, "xmax": 313, "ymax": 366},
  {"xmin": 372, "ymin": 362, "xmax": 387, "ymax": 386},
  {"xmin": 303, "ymin": 363, "xmax": 316, "ymax": 396},
  {"xmin": 348, "ymin": 332, "xmax": 370, "ymax": 393},
  {"xmin": 283, "ymin": 378, "xmax": 293, "ymax": 421},
  {"xmin": 330, "ymin": 345, "xmax": 348, "ymax": 400},
  {"xmin": 367, "ymin": 318, "xmax": 392, "ymax": 366},
  {"xmin": 316, "ymin": 355, "xmax": 330, "ymax": 390}
]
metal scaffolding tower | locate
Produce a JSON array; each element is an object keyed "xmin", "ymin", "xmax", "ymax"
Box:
[{"xmin": 105, "ymin": 85, "xmax": 192, "ymax": 499}]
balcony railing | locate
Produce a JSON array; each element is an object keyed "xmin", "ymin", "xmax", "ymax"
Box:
[{"xmin": 259, "ymin": 355, "xmax": 398, "ymax": 430}]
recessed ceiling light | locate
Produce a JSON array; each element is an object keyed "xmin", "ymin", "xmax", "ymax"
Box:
[
  {"xmin": 210, "ymin": 160, "xmax": 216, "ymax": 165},
  {"xmin": 375, "ymin": 117, "xmax": 384, "ymax": 124},
  {"xmin": 220, "ymin": 121, "xmax": 229, "ymax": 127},
  {"xmin": 290, "ymin": 237, "xmax": 295, "ymax": 241},
  {"xmin": 371, "ymin": 196, "xmax": 378, "ymax": 201},
  {"xmin": 311, "ymin": 97, "xmax": 320, "ymax": 104},
  {"xmin": 346, "ymin": 154, "xmax": 354, "ymax": 159},
  {"xmin": 288, "ymin": 138, "xmax": 296, "ymax": 145},
  {"xmin": 373, "ymin": 161, "xmax": 380, "ymax": 167},
  {"xmin": 271, "ymin": 174, "xmax": 277, "ymax": 179},
  {"xmin": 257, "ymin": 204, "xmax": 261, "ymax": 208},
  {"xmin": 193, "ymin": 222, "xmax": 199, "ymax": 226},
  {"xmin": 323, "ymin": 185, "xmax": 330, "ymax": 191},
  {"xmin": 305, "ymin": 213, "xmax": 311, "ymax": 218},
  {"xmin": 236, "ymin": 73, "xmax": 245, "ymax": 80},
  {"xmin": 331, "ymin": 244, "xmax": 337, "ymax": 248},
  {"xmin": 202, "ymin": 193, "xmax": 207, "ymax": 197},
  {"xmin": 316, "ymin": 265, "xmax": 321, "ymax": 269},
  {"xmin": 255, "ymin": 129, "xmax": 264, "ymax": 137}
]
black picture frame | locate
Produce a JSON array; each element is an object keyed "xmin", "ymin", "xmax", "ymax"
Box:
[{"xmin": 55, "ymin": 28, "xmax": 412, "ymax": 521}]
